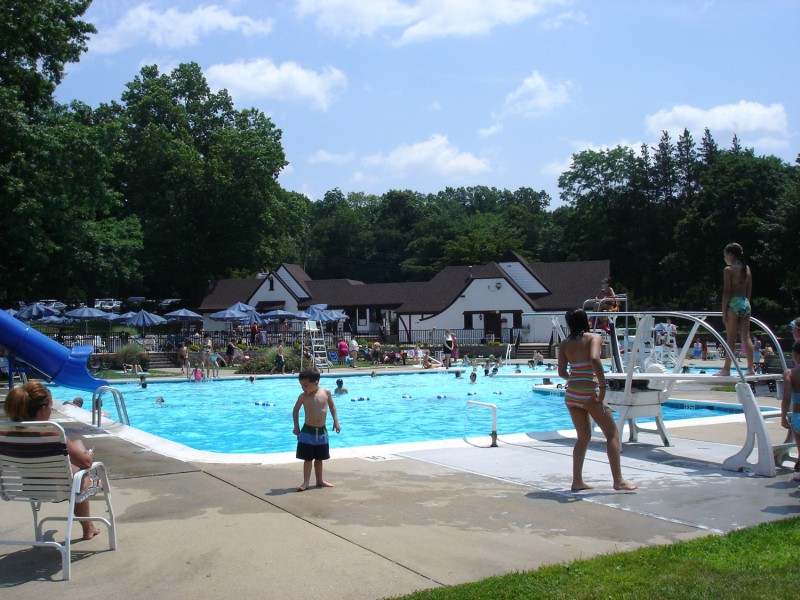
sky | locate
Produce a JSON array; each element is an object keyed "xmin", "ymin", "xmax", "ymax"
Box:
[{"xmin": 55, "ymin": 0, "xmax": 799, "ymax": 209}]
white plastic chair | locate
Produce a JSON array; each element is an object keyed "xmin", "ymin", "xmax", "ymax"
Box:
[{"xmin": 0, "ymin": 421, "xmax": 117, "ymax": 580}]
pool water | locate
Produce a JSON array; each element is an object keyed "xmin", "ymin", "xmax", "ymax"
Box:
[{"xmin": 52, "ymin": 369, "xmax": 734, "ymax": 455}]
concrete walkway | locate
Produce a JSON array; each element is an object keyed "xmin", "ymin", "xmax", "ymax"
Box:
[{"xmin": 1, "ymin": 373, "xmax": 799, "ymax": 599}]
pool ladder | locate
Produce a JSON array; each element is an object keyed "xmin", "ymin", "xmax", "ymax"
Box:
[{"xmin": 91, "ymin": 386, "xmax": 130, "ymax": 427}]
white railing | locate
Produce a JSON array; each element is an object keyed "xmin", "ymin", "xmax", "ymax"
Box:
[{"xmin": 466, "ymin": 400, "xmax": 498, "ymax": 447}]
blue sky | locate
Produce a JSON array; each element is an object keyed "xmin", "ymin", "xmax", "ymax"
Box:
[{"xmin": 55, "ymin": 0, "xmax": 799, "ymax": 209}]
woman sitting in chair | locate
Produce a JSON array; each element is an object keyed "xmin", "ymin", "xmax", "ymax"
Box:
[{"xmin": 4, "ymin": 382, "xmax": 102, "ymax": 540}]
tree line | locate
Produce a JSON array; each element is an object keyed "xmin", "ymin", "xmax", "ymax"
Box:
[{"xmin": 1, "ymin": 1, "xmax": 798, "ymax": 327}]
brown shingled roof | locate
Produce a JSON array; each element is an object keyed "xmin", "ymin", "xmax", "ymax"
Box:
[
  {"xmin": 198, "ymin": 278, "xmax": 265, "ymax": 311},
  {"xmin": 528, "ymin": 260, "xmax": 610, "ymax": 310}
]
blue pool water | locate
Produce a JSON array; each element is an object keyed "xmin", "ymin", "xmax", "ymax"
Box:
[{"xmin": 52, "ymin": 369, "xmax": 734, "ymax": 455}]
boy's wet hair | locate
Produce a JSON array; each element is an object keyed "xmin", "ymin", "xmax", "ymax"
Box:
[
  {"xmin": 336, "ymin": 378, "xmax": 344, "ymax": 386},
  {"xmin": 298, "ymin": 368, "xmax": 321, "ymax": 382}
]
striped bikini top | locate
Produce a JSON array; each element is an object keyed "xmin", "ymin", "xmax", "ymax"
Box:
[{"xmin": 569, "ymin": 361, "xmax": 596, "ymax": 382}]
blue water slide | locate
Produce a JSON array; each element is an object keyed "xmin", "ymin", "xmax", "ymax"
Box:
[{"xmin": 0, "ymin": 310, "xmax": 108, "ymax": 392}]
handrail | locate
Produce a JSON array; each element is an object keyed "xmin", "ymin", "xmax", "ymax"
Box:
[
  {"xmin": 466, "ymin": 400, "xmax": 498, "ymax": 447},
  {"xmin": 91, "ymin": 386, "xmax": 129, "ymax": 427}
]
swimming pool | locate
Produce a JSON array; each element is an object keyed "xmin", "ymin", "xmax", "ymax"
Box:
[{"xmin": 51, "ymin": 369, "xmax": 738, "ymax": 455}]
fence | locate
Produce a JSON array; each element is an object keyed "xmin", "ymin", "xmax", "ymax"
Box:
[{"xmin": 30, "ymin": 325, "xmax": 521, "ymax": 354}]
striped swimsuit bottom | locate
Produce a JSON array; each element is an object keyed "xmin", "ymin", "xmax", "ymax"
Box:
[{"xmin": 564, "ymin": 361, "xmax": 599, "ymax": 409}]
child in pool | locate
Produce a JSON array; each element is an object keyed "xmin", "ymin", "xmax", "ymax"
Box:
[
  {"xmin": 292, "ymin": 369, "xmax": 341, "ymax": 492},
  {"xmin": 780, "ymin": 340, "xmax": 800, "ymax": 482},
  {"xmin": 333, "ymin": 378, "xmax": 348, "ymax": 395}
]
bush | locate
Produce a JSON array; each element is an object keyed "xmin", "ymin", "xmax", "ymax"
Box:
[
  {"xmin": 113, "ymin": 344, "xmax": 149, "ymax": 370},
  {"xmin": 236, "ymin": 347, "xmax": 301, "ymax": 374}
]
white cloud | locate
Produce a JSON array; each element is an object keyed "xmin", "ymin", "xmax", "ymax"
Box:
[
  {"xmin": 502, "ymin": 70, "xmax": 571, "ymax": 117},
  {"xmin": 295, "ymin": 0, "xmax": 418, "ymax": 37},
  {"xmin": 363, "ymin": 134, "xmax": 490, "ymax": 177},
  {"xmin": 206, "ymin": 58, "xmax": 347, "ymax": 110},
  {"xmin": 478, "ymin": 122, "xmax": 503, "ymax": 138},
  {"xmin": 428, "ymin": 100, "xmax": 442, "ymax": 111},
  {"xmin": 645, "ymin": 101, "xmax": 788, "ymax": 138},
  {"xmin": 295, "ymin": 0, "xmax": 565, "ymax": 43},
  {"xmin": 541, "ymin": 10, "xmax": 588, "ymax": 29},
  {"xmin": 309, "ymin": 149, "xmax": 355, "ymax": 165},
  {"xmin": 91, "ymin": 4, "xmax": 273, "ymax": 54}
]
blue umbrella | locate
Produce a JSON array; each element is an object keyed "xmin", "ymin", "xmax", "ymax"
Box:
[
  {"xmin": 40, "ymin": 315, "xmax": 71, "ymax": 324},
  {"xmin": 165, "ymin": 308, "xmax": 203, "ymax": 322},
  {"xmin": 127, "ymin": 310, "xmax": 167, "ymax": 328},
  {"xmin": 65, "ymin": 307, "xmax": 112, "ymax": 320},
  {"xmin": 4, "ymin": 307, "xmax": 18, "ymax": 316},
  {"xmin": 244, "ymin": 311, "xmax": 272, "ymax": 325},
  {"xmin": 298, "ymin": 304, "xmax": 328, "ymax": 321},
  {"xmin": 263, "ymin": 309, "xmax": 307, "ymax": 320},
  {"xmin": 323, "ymin": 309, "xmax": 349, "ymax": 322},
  {"xmin": 209, "ymin": 308, "xmax": 248, "ymax": 322},
  {"xmin": 227, "ymin": 302, "xmax": 256, "ymax": 313},
  {"xmin": 15, "ymin": 302, "xmax": 60, "ymax": 321}
]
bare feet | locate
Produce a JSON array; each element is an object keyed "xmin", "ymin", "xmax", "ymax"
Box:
[
  {"xmin": 613, "ymin": 480, "xmax": 638, "ymax": 491},
  {"xmin": 316, "ymin": 481, "xmax": 334, "ymax": 488},
  {"xmin": 571, "ymin": 483, "xmax": 594, "ymax": 492},
  {"xmin": 296, "ymin": 484, "xmax": 309, "ymax": 492},
  {"xmin": 713, "ymin": 370, "xmax": 730, "ymax": 377},
  {"xmin": 82, "ymin": 526, "xmax": 101, "ymax": 540}
]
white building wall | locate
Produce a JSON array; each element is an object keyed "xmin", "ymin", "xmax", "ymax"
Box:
[
  {"xmin": 520, "ymin": 312, "xmax": 567, "ymax": 343},
  {"xmin": 398, "ymin": 278, "xmax": 532, "ymax": 334}
]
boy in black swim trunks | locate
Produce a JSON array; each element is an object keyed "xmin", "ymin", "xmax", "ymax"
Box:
[{"xmin": 292, "ymin": 368, "xmax": 341, "ymax": 491}]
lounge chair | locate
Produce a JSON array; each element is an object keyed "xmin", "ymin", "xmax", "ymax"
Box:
[{"xmin": 0, "ymin": 421, "xmax": 117, "ymax": 580}]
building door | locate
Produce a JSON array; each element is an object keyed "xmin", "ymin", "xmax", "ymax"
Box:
[{"xmin": 483, "ymin": 312, "xmax": 502, "ymax": 341}]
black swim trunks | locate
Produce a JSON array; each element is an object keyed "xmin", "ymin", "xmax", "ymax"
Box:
[{"xmin": 296, "ymin": 424, "xmax": 330, "ymax": 461}]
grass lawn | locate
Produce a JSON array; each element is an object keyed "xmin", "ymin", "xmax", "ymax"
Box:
[{"xmin": 393, "ymin": 517, "xmax": 800, "ymax": 600}]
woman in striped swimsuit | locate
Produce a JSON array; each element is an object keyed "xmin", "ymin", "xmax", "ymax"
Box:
[{"xmin": 558, "ymin": 309, "xmax": 637, "ymax": 492}]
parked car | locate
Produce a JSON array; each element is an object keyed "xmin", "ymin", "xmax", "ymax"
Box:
[
  {"xmin": 158, "ymin": 298, "xmax": 182, "ymax": 309},
  {"xmin": 38, "ymin": 299, "xmax": 67, "ymax": 311},
  {"xmin": 94, "ymin": 298, "xmax": 122, "ymax": 311}
]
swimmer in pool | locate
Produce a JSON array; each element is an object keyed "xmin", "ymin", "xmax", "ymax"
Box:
[
  {"xmin": 333, "ymin": 378, "xmax": 348, "ymax": 395},
  {"xmin": 469, "ymin": 372, "xmax": 477, "ymax": 383}
]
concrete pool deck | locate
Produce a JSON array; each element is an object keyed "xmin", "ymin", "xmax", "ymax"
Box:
[{"xmin": 1, "ymin": 369, "xmax": 799, "ymax": 598}]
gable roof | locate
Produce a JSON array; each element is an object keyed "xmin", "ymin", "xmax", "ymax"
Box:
[
  {"xmin": 527, "ymin": 260, "xmax": 610, "ymax": 310},
  {"xmin": 199, "ymin": 257, "xmax": 611, "ymax": 316},
  {"xmin": 198, "ymin": 278, "xmax": 265, "ymax": 311}
]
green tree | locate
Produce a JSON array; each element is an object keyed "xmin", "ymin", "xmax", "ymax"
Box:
[{"xmin": 115, "ymin": 63, "xmax": 289, "ymax": 301}]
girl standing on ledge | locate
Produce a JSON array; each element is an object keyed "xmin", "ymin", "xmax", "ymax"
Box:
[{"xmin": 716, "ymin": 242, "xmax": 754, "ymax": 376}]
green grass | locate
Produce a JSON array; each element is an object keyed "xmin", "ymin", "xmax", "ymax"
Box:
[{"xmin": 391, "ymin": 517, "xmax": 800, "ymax": 600}]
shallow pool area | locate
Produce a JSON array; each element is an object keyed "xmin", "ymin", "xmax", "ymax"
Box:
[{"xmin": 51, "ymin": 368, "xmax": 736, "ymax": 455}]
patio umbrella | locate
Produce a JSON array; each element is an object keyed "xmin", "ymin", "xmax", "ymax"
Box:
[
  {"xmin": 227, "ymin": 302, "xmax": 256, "ymax": 313},
  {"xmin": 4, "ymin": 307, "xmax": 18, "ymax": 316},
  {"xmin": 165, "ymin": 308, "xmax": 203, "ymax": 322},
  {"xmin": 15, "ymin": 302, "xmax": 60, "ymax": 321},
  {"xmin": 40, "ymin": 315, "xmax": 71, "ymax": 324},
  {"xmin": 65, "ymin": 307, "xmax": 111, "ymax": 320},
  {"xmin": 244, "ymin": 311, "xmax": 272, "ymax": 325},
  {"xmin": 297, "ymin": 304, "xmax": 328, "ymax": 321},
  {"xmin": 127, "ymin": 310, "xmax": 167, "ymax": 328},
  {"xmin": 322, "ymin": 309, "xmax": 349, "ymax": 322},
  {"xmin": 209, "ymin": 308, "xmax": 248, "ymax": 322},
  {"xmin": 66, "ymin": 306, "xmax": 115, "ymax": 334},
  {"xmin": 262, "ymin": 309, "xmax": 308, "ymax": 320}
]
